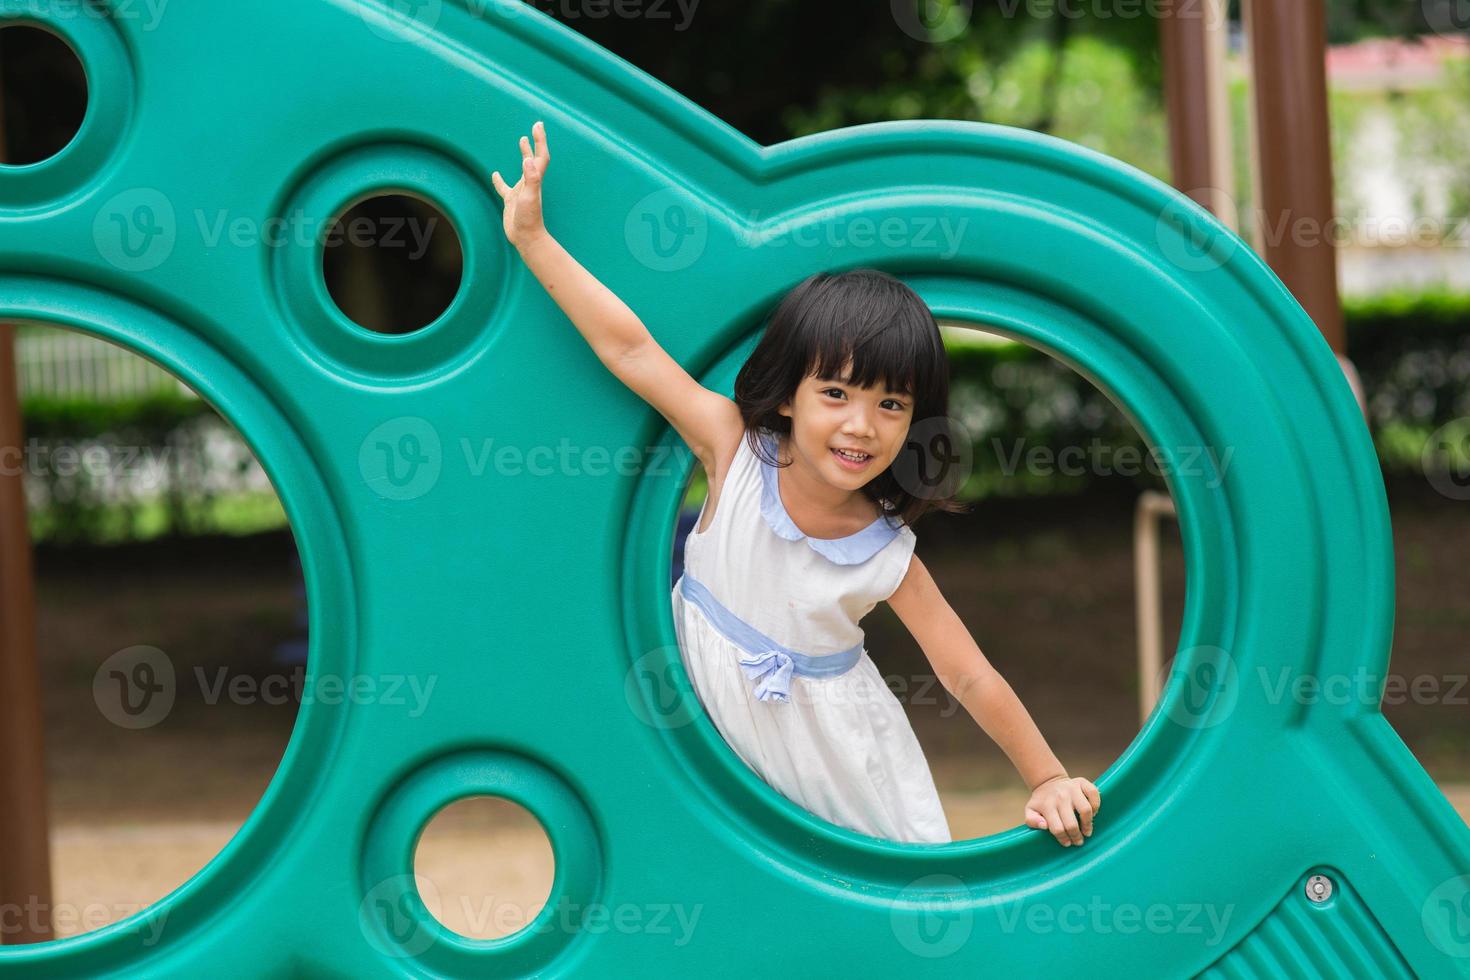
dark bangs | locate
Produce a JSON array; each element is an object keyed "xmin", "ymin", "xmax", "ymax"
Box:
[{"xmin": 733, "ymin": 268, "xmax": 971, "ymax": 529}]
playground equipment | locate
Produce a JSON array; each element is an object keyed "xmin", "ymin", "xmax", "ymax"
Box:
[{"xmin": 2, "ymin": 0, "xmax": 1469, "ymax": 975}]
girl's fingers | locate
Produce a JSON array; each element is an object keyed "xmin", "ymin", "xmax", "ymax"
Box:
[
  {"xmin": 491, "ymin": 171, "xmax": 509, "ymax": 199},
  {"xmin": 1082, "ymin": 779, "xmax": 1101, "ymax": 815},
  {"xmin": 1024, "ymin": 806, "xmax": 1046, "ymax": 830},
  {"xmin": 533, "ymin": 120, "xmax": 549, "ymax": 163},
  {"xmin": 1071, "ymin": 784, "xmax": 1095, "ymax": 837},
  {"xmin": 1044, "ymin": 802, "xmax": 1068, "ymax": 846},
  {"xmin": 520, "ymin": 135, "xmax": 532, "ymax": 161}
]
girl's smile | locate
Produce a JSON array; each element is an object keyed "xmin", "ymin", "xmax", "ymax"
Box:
[{"xmin": 830, "ymin": 446, "xmax": 875, "ymax": 471}]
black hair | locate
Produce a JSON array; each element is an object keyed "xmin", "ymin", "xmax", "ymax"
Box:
[{"xmin": 732, "ymin": 268, "xmax": 971, "ymax": 530}]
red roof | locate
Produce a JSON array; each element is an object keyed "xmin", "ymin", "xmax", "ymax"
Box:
[{"xmin": 1326, "ymin": 34, "xmax": 1469, "ymax": 83}]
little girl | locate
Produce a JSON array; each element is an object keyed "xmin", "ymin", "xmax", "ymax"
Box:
[{"xmin": 494, "ymin": 121, "xmax": 1101, "ymax": 847}]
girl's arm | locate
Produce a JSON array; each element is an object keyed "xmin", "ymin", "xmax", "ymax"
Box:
[
  {"xmin": 492, "ymin": 122, "xmax": 742, "ymax": 470},
  {"xmin": 886, "ymin": 553, "xmax": 1101, "ymax": 847}
]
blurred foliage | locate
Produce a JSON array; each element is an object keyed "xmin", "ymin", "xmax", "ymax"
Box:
[
  {"xmin": 19, "ymin": 393, "xmax": 282, "ymax": 545},
  {"xmin": 550, "ymin": 0, "xmax": 1452, "ymax": 148}
]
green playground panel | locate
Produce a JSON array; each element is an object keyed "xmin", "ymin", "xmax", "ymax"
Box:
[{"xmin": 1, "ymin": 0, "xmax": 1468, "ymax": 976}]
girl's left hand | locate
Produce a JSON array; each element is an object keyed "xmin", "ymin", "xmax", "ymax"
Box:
[{"xmin": 1024, "ymin": 775, "xmax": 1100, "ymax": 847}]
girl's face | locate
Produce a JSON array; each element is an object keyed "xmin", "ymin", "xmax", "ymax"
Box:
[{"xmin": 777, "ymin": 361, "xmax": 914, "ymax": 491}]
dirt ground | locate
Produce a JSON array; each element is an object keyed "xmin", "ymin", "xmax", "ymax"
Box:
[{"xmin": 19, "ymin": 472, "xmax": 1470, "ymax": 941}]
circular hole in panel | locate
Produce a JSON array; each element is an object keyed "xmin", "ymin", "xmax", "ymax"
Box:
[
  {"xmin": 0, "ymin": 23, "xmax": 88, "ymax": 165},
  {"xmin": 321, "ymin": 192, "xmax": 464, "ymax": 335},
  {"xmin": 412, "ymin": 795, "xmax": 556, "ymax": 941}
]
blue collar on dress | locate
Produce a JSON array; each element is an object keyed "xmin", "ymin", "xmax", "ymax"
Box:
[{"xmin": 755, "ymin": 428, "xmax": 900, "ymax": 566}]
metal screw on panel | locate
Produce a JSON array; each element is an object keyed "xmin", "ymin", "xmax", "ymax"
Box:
[{"xmin": 1305, "ymin": 875, "xmax": 1333, "ymax": 903}]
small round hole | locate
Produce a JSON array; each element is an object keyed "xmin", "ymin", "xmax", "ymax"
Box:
[
  {"xmin": 321, "ymin": 192, "xmax": 464, "ymax": 335},
  {"xmin": 413, "ymin": 795, "xmax": 555, "ymax": 941},
  {"xmin": 0, "ymin": 23, "xmax": 89, "ymax": 165}
]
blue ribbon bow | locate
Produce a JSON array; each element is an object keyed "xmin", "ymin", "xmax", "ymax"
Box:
[{"xmin": 738, "ymin": 649, "xmax": 795, "ymax": 703}]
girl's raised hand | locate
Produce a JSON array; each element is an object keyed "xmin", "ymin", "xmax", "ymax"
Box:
[
  {"xmin": 1024, "ymin": 775, "xmax": 1100, "ymax": 847},
  {"xmin": 491, "ymin": 120, "xmax": 550, "ymax": 248}
]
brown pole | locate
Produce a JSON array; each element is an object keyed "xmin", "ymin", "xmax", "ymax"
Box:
[
  {"xmin": 1159, "ymin": 0, "xmax": 1236, "ymax": 229},
  {"xmin": 0, "ymin": 62, "xmax": 56, "ymax": 944},
  {"xmin": 1242, "ymin": 0, "xmax": 1346, "ymax": 354}
]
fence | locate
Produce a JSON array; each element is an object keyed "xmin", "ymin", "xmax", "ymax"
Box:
[{"xmin": 14, "ymin": 328, "xmax": 198, "ymax": 401}]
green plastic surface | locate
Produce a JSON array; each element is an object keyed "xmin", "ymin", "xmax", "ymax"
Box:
[{"xmin": 2, "ymin": 1, "xmax": 1468, "ymax": 976}]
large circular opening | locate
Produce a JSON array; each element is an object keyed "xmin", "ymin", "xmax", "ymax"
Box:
[
  {"xmin": 6, "ymin": 322, "xmax": 303, "ymax": 942},
  {"xmin": 668, "ymin": 320, "xmax": 1188, "ymax": 845}
]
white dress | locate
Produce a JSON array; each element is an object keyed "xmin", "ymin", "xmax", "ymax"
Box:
[{"xmin": 670, "ymin": 426, "xmax": 953, "ymax": 844}]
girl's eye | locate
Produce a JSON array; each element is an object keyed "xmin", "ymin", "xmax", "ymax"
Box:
[
  {"xmin": 822, "ymin": 388, "xmax": 846, "ymax": 400},
  {"xmin": 883, "ymin": 400, "xmax": 906, "ymax": 411}
]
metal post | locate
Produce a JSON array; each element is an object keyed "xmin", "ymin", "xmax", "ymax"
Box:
[
  {"xmin": 0, "ymin": 58, "xmax": 56, "ymax": 944},
  {"xmin": 1242, "ymin": 0, "xmax": 1346, "ymax": 354},
  {"xmin": 1159, "ymin": 0, "xmax": 1237, "ymax": 228}
]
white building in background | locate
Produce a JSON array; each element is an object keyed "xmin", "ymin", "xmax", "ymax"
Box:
[{"xmin": 1318, "ymin": 35, "xmax": 1466, "ymax": 296}]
